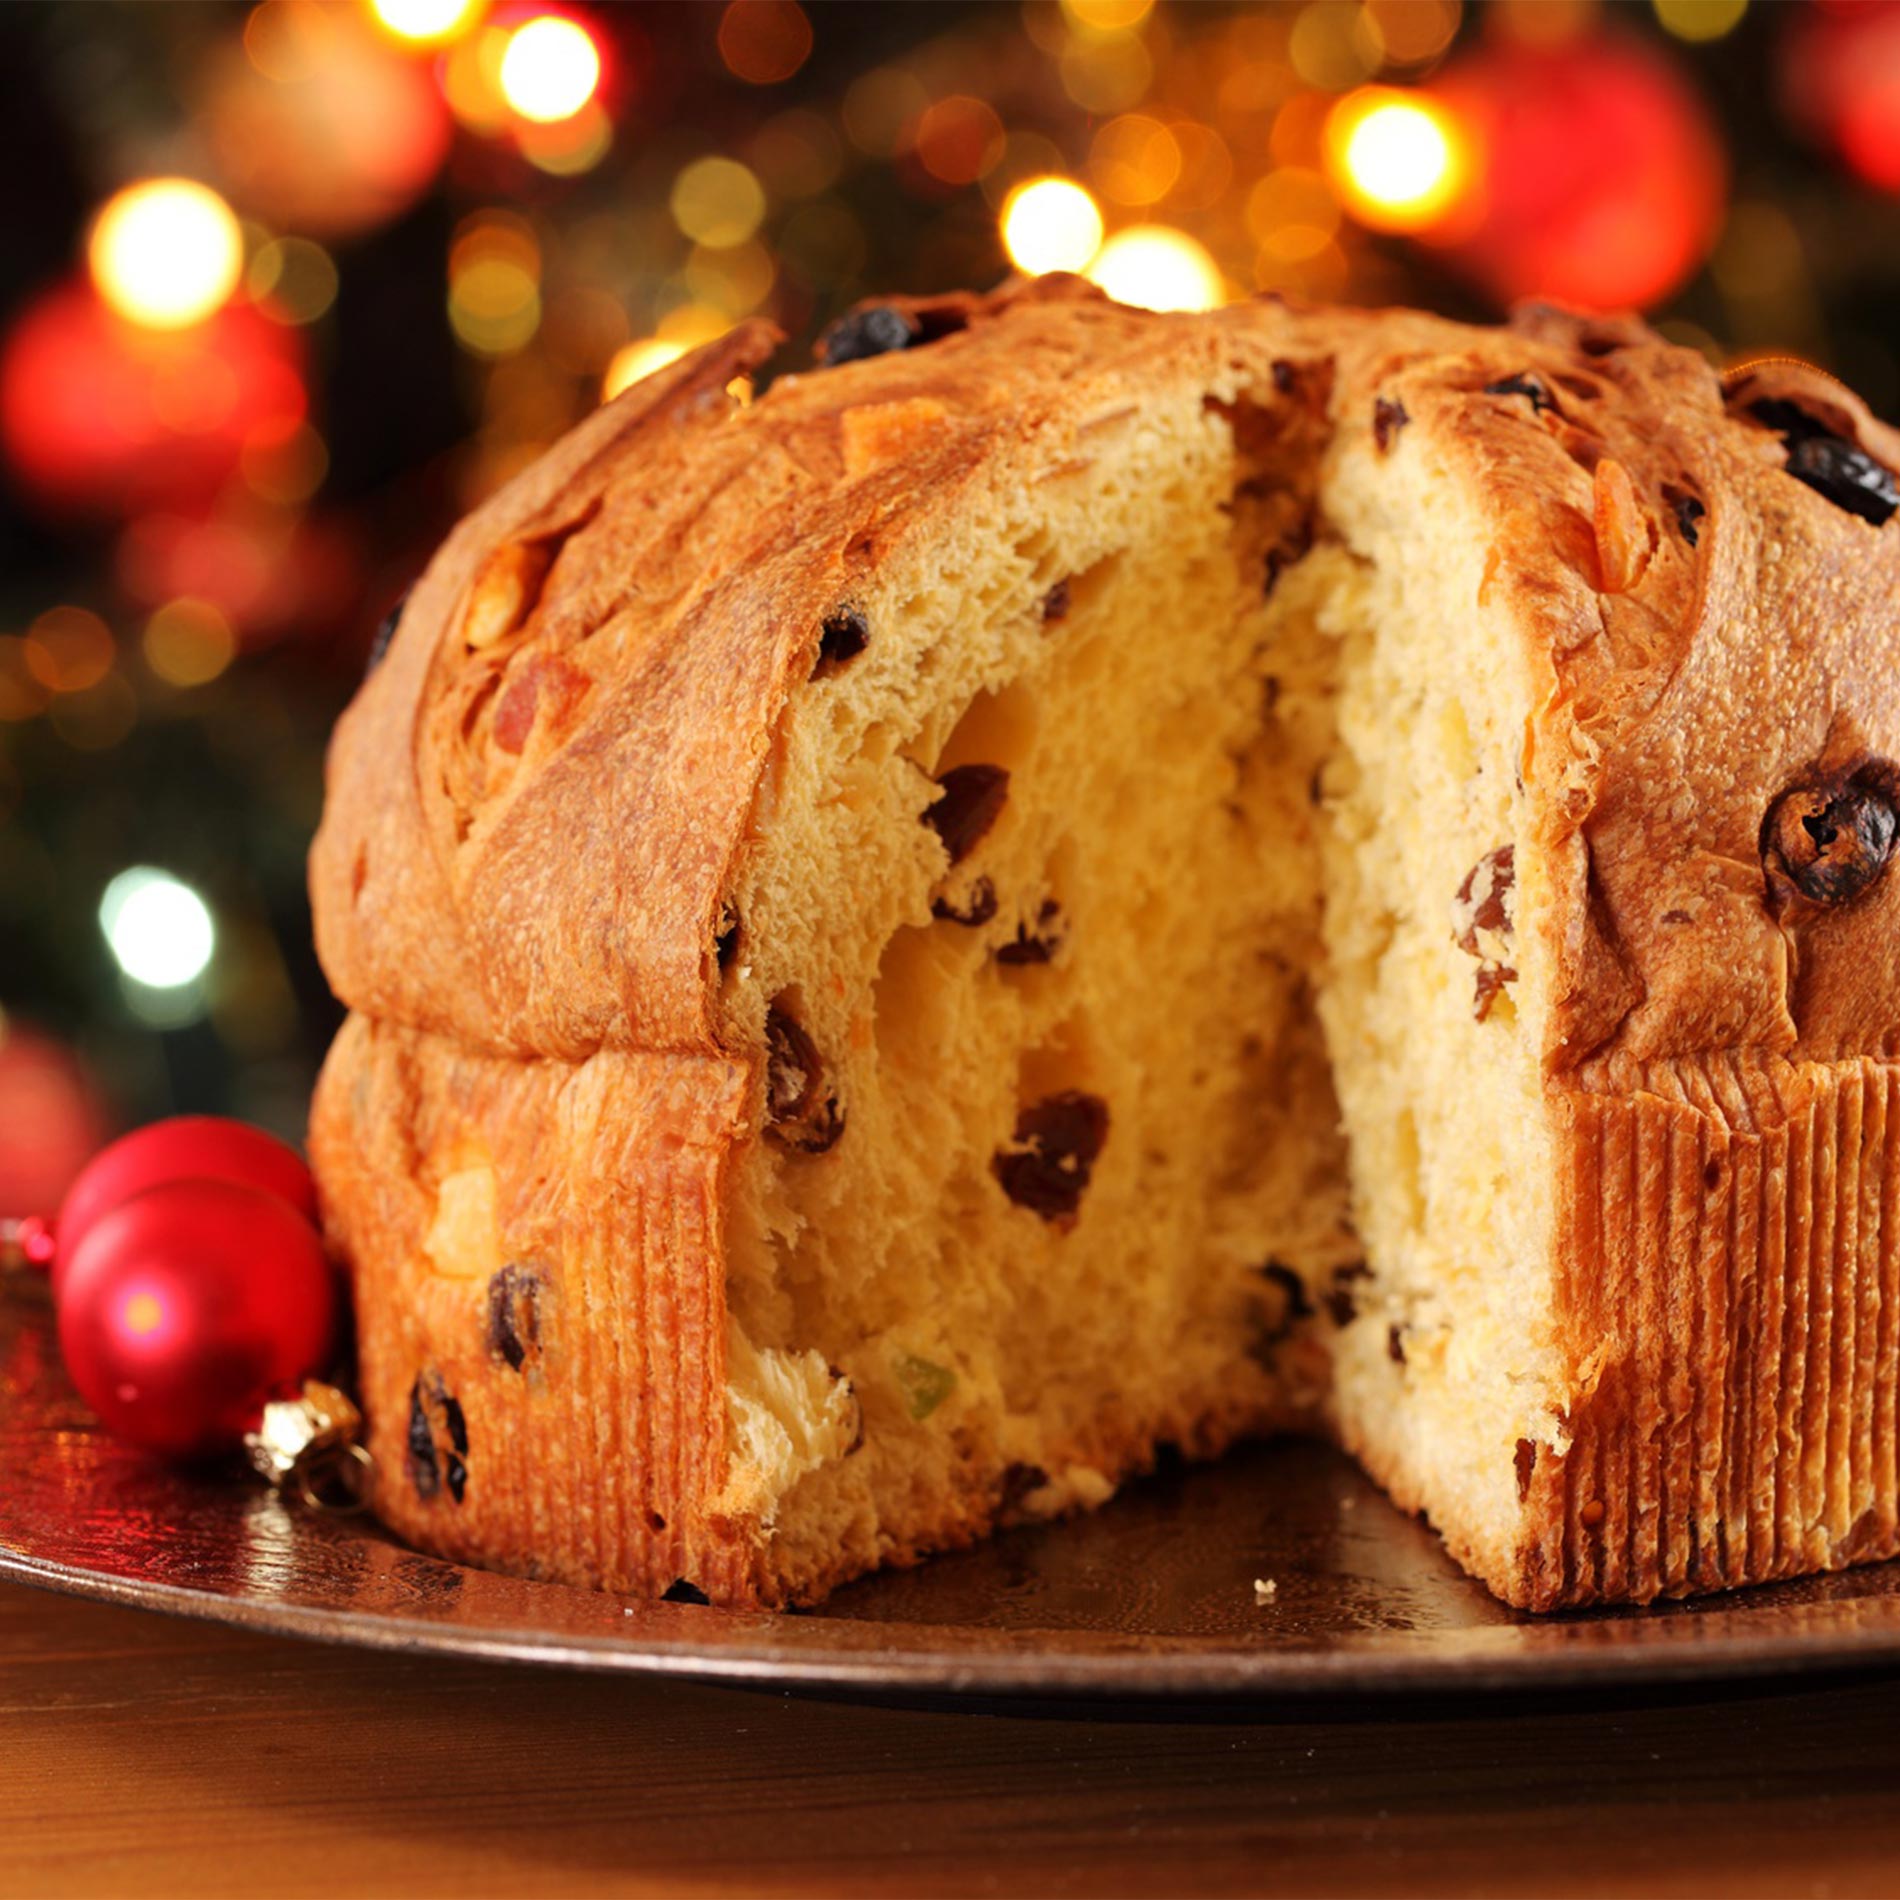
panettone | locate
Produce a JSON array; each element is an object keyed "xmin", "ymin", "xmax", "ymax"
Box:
[{"xmin": 308, "ymin": 278, "xmax": 1900, "ymax": 1610}]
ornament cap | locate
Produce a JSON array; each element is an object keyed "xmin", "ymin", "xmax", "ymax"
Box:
[{"xmin": 244, "ymin": 1379, "xmax": 374, "ymax": 1512}]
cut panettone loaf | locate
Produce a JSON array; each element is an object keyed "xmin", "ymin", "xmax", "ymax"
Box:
[{"xmin": 310, "ymin": 278, "xmax": 1900, "ymax": 1610}]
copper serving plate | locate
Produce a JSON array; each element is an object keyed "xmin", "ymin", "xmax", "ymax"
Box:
[{"xmin": 8, "ymin": 1297, "xmax": 1900, "ymax": 1700}]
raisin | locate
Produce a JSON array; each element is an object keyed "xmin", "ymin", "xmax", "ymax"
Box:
[
  {"xmin": 367, "ymin": 589, "xmax": 409, "ymax": 674},
  {"xmin": 407, "ymin": 1372, "xmax": 468, "ymax": 1504},
  {"xmin": 1515, "ymin": 1437, "xmax": 1537, "ymax": 1501},
  {"xmin": 486, "ymin": 1263, "xmax": 545, "ymax": 1373},
  {"xmin": 1040, "ymin": 579, "xmax": 1071, "ymax": 624},
  {"xmin": 1749, "ymin": 399, "xmax": 1900, "ymax": 526},
  {"xmin": 1473, "ymin": 963, "xmax": 1517, "ymax": 1023},
  {"xmin": 924, "ymin": 764, "xmax": 1009, "ymax": 865},
  {"xmin": 1322, "ymin": 1261, "xmax": 1371, "ymax": 1327},
  {"xmin": 999, "ymin": 1462, "xmax": 1049, "ymax": 1513},
  {"xmin": 995, "ymin": 899, "xmax": 1063, "ymax": 966},
  {"xmin": 663, "ymin": 1579, "xmax": 712, "ymax": 1605},
  {"xmin": 1373, "ymin": 396, "xmax": 1409, "ymax": 453},
  {"xmin": 1387, "ymin": 1324, "xmax": 1407, "ymax": 1365},
  {"xmin": 1764, "ymin": 770, "xmax": 1899, "ymax": 907},
  {"xmin": 817, "ymin": 304, "xmax": 915, "ymax": 367},
  {"xmin": 1453, "ymin": 845, "xmax": 1515, "ymax": 954},
  {"xmin": 1483, "ymin": 373, "xmax": 1556, "ymax": 414},
  {"xmin": 1665, "ymin": 487, "xmax": 1706, "ymax": 546},
  {"xmin": 1264, "ymin": 519, "xmax": 1314, "ymax": 596},
  {"xmin": 765, "ymin": 1003, "xmax": 846, "ymax": 1152},
  {"xmin": 932, "ymin": 876, "xmax": 998, "ymax": 927},
  {"xmin": 815, "ymin": 607, "xmax": 869, "ymax": 675},
  {"xmin": 993, "ymin": 1092, "xmax": 1110, "ymax": 1224},
  {"xmin": 1252, "ymin": 1261, "xmax": 1313, "ymax": 1351},
  {"xmin": 1271, "ymin": 358, "xmax": 1299, "ymax": 395},
  {"xmin": 405, "ymin": 1377, "xmax": 439, "ymax": 1500},
  {"xmin": 1258, "ymin": 1261, "xmax": 1313, "ymax": 1320}
]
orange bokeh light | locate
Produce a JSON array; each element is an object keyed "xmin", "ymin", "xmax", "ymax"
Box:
[{"xmin": 718, "ymin": 1, "xmax": 812, "ymax": 86}]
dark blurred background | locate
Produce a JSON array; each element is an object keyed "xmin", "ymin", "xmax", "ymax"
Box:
[{"xmin": 2, "ymin": 0, "xmax": 1898, "ymax": 1212}]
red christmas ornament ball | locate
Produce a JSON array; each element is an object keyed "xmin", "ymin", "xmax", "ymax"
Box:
[
  {"xmin": 56, "ymin": 1179, "xmax": 337, "ymax": 1459},
  {"xmin": 54, "ymin": 1115, "xmax": 317, "ymax": 1297}
]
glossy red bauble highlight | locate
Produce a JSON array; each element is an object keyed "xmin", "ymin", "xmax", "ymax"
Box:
[{"xmin": 56, "ymin": 1179, "xmax": 336, "ymax": 1460}]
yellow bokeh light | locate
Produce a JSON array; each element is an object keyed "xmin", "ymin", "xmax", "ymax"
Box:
[
  {"xmin": 670, "ymin": 157, "xmax": 768, "ymax": 248},
  {"xmin": 1325, "ymin": 89, "xmax": 1464, "ymax": 233},
  {"xmin": 1653, "ymin": 0, "xmax": 1746, "ymax": 42},
  {"xmin": 143, "ymin": 599, "xmax": 238, "ymax": 688},
  {"xmin": 1001, "ymin": 177, "xmax": 1104, "ymax": 277},
  {"xmin": 1086, "ymin": 225, "xmax": 1224, "ymax": 312},
  {"xmin": 603, "ymin": 338, "xmax": 689, "ymax": 401},
  {"xmin": 89, "ymin": 179, "xmax": 243, "ymax": 331},
  {"xmin": 248, "ymin": 236, "xmax": 340, "ymax": 325},
  {"xmin": 369, "ymin": 0, "xmax": 482, "ymax": 44},
  {"xmin": 1061, "ymin": 0, "xmax": 1154, "ymax": 33},
  {"xmin": 498, "ymin": 15, "xmax": 601, "ymax": 124}
]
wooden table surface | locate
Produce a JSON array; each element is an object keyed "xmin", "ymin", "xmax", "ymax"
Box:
[{"xmin": 5, "ymin": 1576, "xmax": 1900, "ymax": 1899}]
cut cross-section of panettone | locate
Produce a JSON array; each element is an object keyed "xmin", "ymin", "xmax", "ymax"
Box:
[{"xmin": 310, "ymin": 278, "xmax": 1900, "ymax": 1610}]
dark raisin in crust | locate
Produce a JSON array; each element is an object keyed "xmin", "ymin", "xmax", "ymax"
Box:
[
  {"xmin": 406, "ymin": 1372, "xmax": 468, "ymax": 1503},
  {"xmin": 486, "ymin": 1263, "xmax": 545, "ymax": 1372},
  {"xmin": 924, "ymin": 764, "xmax": 1010, "ymax": 866},
  {"xmin": 1665, "ymin": 487, "xmax": 1706, "ymax": 546},
  {"xmin": 993, "ymin": 1091, "xmax": 1110, "ymax": 1223},
  {"xmin": 815, "ymin": 607, "xmax": 869, "ymax": 674},
  {"xmin": 1483, "ymin": 373, "xmax": 1556, "ymax": 414},
  {"xmin": 1749, "ymin": 399, "xmax": 1900, "ymax": 526},
  {"xmin": 1372, "ymin": 396, "xmax": 1409, "ymax": 453},
  {"xmin": 816, "ymin": 305, "xmax": 915, "ymax": 367},
  {"xmin": 662, "ymin": 1578, "xmax": 712, "ymax": 1605},
  {"xmin": 1454, "ymin": 845, "xmax": 1515, "ymax": 954},
  {"xmin": 405, "ymin": 1377, "xmax": 439, "ymax": 1499},
  {"xmin": 932, "ymin": 876, "xmax": 998, "ymax": 927},
  {"xmin": 1322, "ymin": 1261, "xmax": 1372, "ymax": 1327},
  {"xmin": 1764, "ymin": 769, "xmax": 1899, "ymax": 907},
  {"xmin": 1040, "ymin": 579, "xmax": 1071, "ymax": 623},
  {"xmin": 367, "ymin": 589, "xmax": 409, "ymax": 674},
  {"xmin": 995, "ymin": 899, "xmax": 1063, "ymax": 965},
  {"xmin": 765, "ymin": 1003, "xmax": 846, "ymax": 1153}
]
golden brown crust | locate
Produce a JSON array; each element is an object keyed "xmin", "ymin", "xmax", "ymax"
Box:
[
  {"xmin": 309, "ymin": 1012, "xmax": 761, "ymax": 1602},
  {"xmin": 312, "ymin": 281, "xmax": 1900, "ymax": 1611}
]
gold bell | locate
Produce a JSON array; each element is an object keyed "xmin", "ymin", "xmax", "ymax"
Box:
[{"xmin": 244, "ymin": 1379, "xmax": 375, "ymax": 1512}]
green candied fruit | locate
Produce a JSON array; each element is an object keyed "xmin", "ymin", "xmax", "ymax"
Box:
[{"xmin": 893, "ymin": 1352, "xmax": 957, "ymax": 1421}]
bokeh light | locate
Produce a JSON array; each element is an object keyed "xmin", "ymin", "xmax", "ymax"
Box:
[
  {"xmin": 89, "ymin": 180, "xmax": 243, "ymax": 331},
  {"xmin": 719, "ymin": 2, "xmax": 813, "ymax": 86},
  {"xmin": 448, "ymin": 211, "xmax": 542, "ymax": 356},
  {"xmin": 143, "ymin": 599, "xmax": 239, "ymax": 688},
  {"xmin": 499, "ymin": 15, "xmax": 602, "ymax": 124},
  {"xmin": 99, "ymin": 868, "xmax": 216, "ymax": 991},
  {"xmin": 1325, "ymin": 91, "xmax": 1464, "ymax": 234},
  {"xmin": 369, "ymin": 0, "xmax": 482, "ymax": 44},
  {"xmin": 248, "ymin": 237, "xmax": 341, "ymax": 326},
  {"xmin": 24, "ymin": 607, "xmax": 115, "ymax": 696},
  {"xmin": 1001, "ymin": 177, "xmax": 1104, "ymax": 275},
  {"xmin": 671, "ymin": 157, "xmax": 768, "ymax": 248},
  {"xmin": 1654, "ymin": 0, "xmax": 1747, "ymax": 45},
  {"xmin": 1086, "ymin": 226, "xmax": 1225, "ymax": 311}
]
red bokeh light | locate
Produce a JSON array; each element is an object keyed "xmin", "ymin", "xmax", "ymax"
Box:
[
  {"xmin": 1783, "ymin": 1, "xmax": 1900, "ymax": 193},
  {"xmin": 0, "ymin": 283, "xmax": 307, "ymax": 518},
  {"xmin": 1430, "ymin": 34, "xmax": 1727, "ymax": 312}
]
